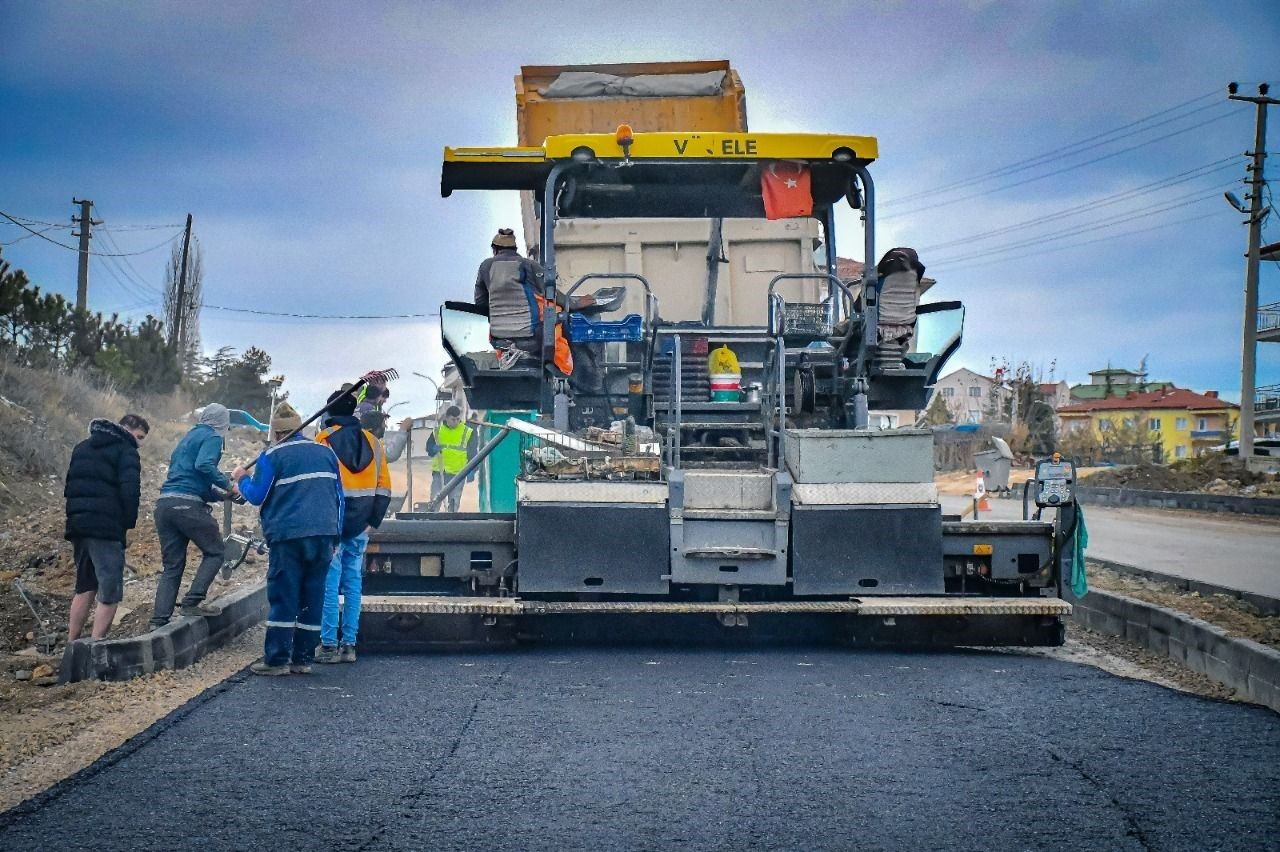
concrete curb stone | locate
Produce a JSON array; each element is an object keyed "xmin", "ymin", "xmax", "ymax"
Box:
[
  {"xmin": 1071, "ymin": 588, "xmax": 1280, "ymax": 714},
  {"xmin": 1090, "ymin": 558, "xmax": 1280, "ymax": 617},
  {"xmin": 1076, "ymin": 485, "xmax": 1280, "ymax": 518},
  {"xmin": 57, "ymin": 583, "xmax": 266, "ymax": 684}
]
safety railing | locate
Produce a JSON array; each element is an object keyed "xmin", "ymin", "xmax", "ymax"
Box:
[{"xmin": 1259, "ymin": 303, "xmax": 1280, "ymax": 334}]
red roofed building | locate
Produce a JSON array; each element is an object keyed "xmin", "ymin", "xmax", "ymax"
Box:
[{"xmin": 1057, "ymin": 386, "xmax": 1236, "ymax": 461}]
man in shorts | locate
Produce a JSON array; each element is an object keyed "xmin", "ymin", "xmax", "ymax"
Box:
[{"xmin": 64, "ymin": 414, "xmax": 149, "ymax": 641}]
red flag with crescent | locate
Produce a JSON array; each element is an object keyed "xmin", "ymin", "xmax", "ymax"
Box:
[{"xmin": 761, "ymin": 160, "xmax": 813, "ymax": 220}]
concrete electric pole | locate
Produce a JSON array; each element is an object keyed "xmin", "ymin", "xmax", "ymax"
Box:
[
  {"xmin": 1228, "ymin": 82, "xmax": 1277, "ymax": 461},
  {"xmin": 171, "ymin": 213, "xmax": 193, "ymax": 355},
  {"xmin": 70, "ymin": 198, "xmax": 101, "ymax": 312}
]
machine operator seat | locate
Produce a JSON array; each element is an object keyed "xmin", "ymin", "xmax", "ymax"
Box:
[{"xmin": 871, "ymin": 247, "xmax": 925, "ymax": 371}]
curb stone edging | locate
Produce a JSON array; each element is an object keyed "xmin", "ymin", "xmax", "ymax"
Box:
[
  {"xmin": 57, "ymin": 583, "xmax": 266, "ymax": 683},
  {"xmin": 1070, "ymin": 588, "xmax": 1280, "ymax": 714},
  {"xmin": 1089, "ymin": 558, "xmax": 1280, "ymax": 617},
  {"xmin": 1075, "ymin": 485, "xmax": 1280, "ymax": 517}
]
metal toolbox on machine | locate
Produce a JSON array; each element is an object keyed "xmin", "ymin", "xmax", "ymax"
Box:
[{"xmin": 783, "ymin": 428, "xmax": 934, "ymax": 484}]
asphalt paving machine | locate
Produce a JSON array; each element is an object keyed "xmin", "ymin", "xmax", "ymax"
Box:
[{"xmin": 361, "ymin": 128, "xmax": 1076, "ymax": 648}]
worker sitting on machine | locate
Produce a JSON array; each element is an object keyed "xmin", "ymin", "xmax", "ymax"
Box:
[
  {"xmin": 473, "ymin": 228, "xmax": 572, "ymax": 373},
  {"xmin": 472, "ymin": 228, "xmax": 604, "ymax": 393}
]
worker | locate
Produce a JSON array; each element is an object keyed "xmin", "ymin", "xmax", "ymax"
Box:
[
  {"xmin": 313, "ymin": 390, "xmax": 392, "ymax": 664},
  {"xmin": 232, "ymin": 402, "xmax": 344, "ymax": 676},
  {"xmin": 361, "ymin": 412, "xmax": 415, "ymax": 463},
  {"xmin": 473, "ymin": 228, "xmax": 577, "ymax": 375},
  {"xmin": 150, "ymin": 403, "xmax": 234, "ymax": 628},
  {"xmin": 426, "ymin": 405, "xmax": 477, "ymax": 512},
  {"xmin": 64, "ymin": 414, "xmax": 150, "ymax": 642}
]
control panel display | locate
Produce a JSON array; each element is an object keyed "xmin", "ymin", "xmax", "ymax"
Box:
[{"xmin": 1034, "ymin": 459, "xmax": 1075, "ymax": 508}]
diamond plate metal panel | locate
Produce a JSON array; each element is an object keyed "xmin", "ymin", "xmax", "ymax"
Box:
[
  {"xmin": 682, "ymin": 470, "xmax": 774, "ymax": 510},
  {"xmin": 517, "ymin": 480, "xmax": 668, "ymax": 504},
  {"xmin": 792, "ymin": 482, "xmax": 939, "ymax": 505}
]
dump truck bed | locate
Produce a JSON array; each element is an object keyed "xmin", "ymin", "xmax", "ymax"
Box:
[{"xmin": 516, "ymin": 60, "xmax": 748, "ymax": 146}]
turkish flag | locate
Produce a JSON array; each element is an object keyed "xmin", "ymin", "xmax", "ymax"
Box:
[{"xmin": 761, "ymin": 161, "xmax": 813, "ymax": 220}]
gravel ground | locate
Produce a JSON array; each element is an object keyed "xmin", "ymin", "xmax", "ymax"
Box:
[
  {"xmin": 1087, "ymin": 563, "xmax": 1280, "ymax": 650},
  {"xmin": 0, "ymin": 644, "xmax": 1275, "ymax": 851}
]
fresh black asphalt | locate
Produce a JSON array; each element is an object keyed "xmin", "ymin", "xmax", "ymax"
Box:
[{"xmin": 2, "ymin": 647, "xmax": 1277, "ymax": 851}]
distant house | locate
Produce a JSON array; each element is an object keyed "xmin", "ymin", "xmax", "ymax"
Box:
[
  {"xmin": 1056, "ymin": 387, "xmax": 1236, "ymax": 460},
  {"xmin": 1069, "ymin": 367, "xmax": 1173, "ymax": 402},
  {"xmin": 1038, "ymin": 381, "xmax": 1071, "ymax": 412},
  {"xmin": 932, "ymin": 367, "xmax": 1001, "ymax": 424}
]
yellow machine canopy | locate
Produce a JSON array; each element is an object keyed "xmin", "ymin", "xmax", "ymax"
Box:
[{"xmin": 441, "ymin": 131, "xmax": 879, "ymax": 219}]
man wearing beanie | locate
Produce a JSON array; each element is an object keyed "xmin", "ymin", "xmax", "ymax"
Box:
[
  {"xmin": 150, "ymin": 402, "xmax": 234, "ymax": 628},
  {"xmin": 312, "ymin": 388, "xmax": 392, "ymax": 664},
  {"xmin": 473, "ymin": 228, "xmax": 566, "ymax": 366},
  {"xmin": 233, "ymin": 402, "xmax": 344, "ymax": 676}
]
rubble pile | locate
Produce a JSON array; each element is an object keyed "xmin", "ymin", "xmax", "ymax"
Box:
[{"xmin": 1080, "ymin": 454, "xmax": 1280, "ymax": 497}]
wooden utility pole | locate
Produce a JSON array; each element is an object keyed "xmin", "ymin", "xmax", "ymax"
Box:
[
  {"xmin": 71, "ymin": 198, "xmax": 100, "ymax": 312},
  {"xmin": 171, "ymin": 213, "xmax": 193, "ymax": 355},
  {"xmin": 1228, "ymin": 82, "xmax": 1277, "ymax": 460}
]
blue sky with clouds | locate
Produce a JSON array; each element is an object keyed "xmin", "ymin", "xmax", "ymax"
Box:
[{"xmin": 1, "ymin": 1, "xmax": 1277, "ymax": 415}]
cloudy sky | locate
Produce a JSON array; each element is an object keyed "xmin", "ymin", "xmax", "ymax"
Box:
[{"xmin": 1, "ymin": 1, "xmax": 1276, "ymax": 415}]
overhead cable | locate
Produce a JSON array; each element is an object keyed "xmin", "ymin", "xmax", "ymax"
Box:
[
  {"xmin": 0, "ymin": 210, "xmax": 182, "ymax": 256},
  {"xmin": 885, "ymin": 89, "xmax": 1222, "ymax": 206},
  {"xmin": 918, "ymin": 157, "xmax": 1239, "ymax": 252},
  {"xmin": 928, "ymin": 210, "xmax": 1222, "ymax": 274},
  {"xmin": 202, "ymin": 304, "xmax": 440, "ymax": 320},
  {"xmin": 928, "ymin": 186, "xmax": 1231, "ymax": 266},
  {"xmin": 881, "ymin": 109, "xmax": 1238, "ymax": 220}
]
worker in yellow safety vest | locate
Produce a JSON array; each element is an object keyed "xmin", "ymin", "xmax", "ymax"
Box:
[{"xmin": 426, "ymin": 405, "xmax": 478, "ymax": 512}]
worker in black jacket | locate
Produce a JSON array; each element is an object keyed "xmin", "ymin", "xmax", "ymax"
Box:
[{"xmin": 64, "ymin": 414, "xmax": 150, "ymax": 641}]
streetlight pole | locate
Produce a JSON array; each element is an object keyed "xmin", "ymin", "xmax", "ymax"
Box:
[{"xmin": 1228, "ymin": 82, "xmax": 1277, "ymax": 461}]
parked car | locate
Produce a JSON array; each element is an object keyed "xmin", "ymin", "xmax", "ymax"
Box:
[
  {"xmin": 1210, "ymin": 439, "xmax": 1280, "ymax": 457},
  {"xmin": 189, "ymin": 407, "xmax": 269, "ymax": 432}
]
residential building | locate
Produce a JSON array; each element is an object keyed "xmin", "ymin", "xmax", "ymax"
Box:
[
  {"xmin": 1069, "ymin": 367, "xmax": 1173, "ymax": 402},
  {"xmin": 932, "ymin": 368, "xmax": 1001, "ymax": 424},
  {"xmin": 1037, "ymin": 381, "xmax": 1071, "ymax": 412},
  {"xmin": 1056, "ymin": 387, "xmax": 1236, "ymax": 460}
]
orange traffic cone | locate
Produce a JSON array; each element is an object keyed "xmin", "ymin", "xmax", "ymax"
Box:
[{"xmin": 975, "ymin": 475, "xmax": 992, "ymax": 513}]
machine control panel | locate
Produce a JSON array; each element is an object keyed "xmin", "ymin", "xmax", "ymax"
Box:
[{"xmin": 1033, "ymin": 456, "xmax": 1075, "ymax": 508}]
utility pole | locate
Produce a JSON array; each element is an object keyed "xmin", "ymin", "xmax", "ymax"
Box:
[
  {"xmin": 70, "ymin": 198, "xmax": 101, "ymax": 312},
  {"xmin": 171, "ymin": 213, "xmax": 193, "ymax": 355},
  {"xmin": 1228, "ymin": 82, "xmax": 1277, "ymax": 460}
]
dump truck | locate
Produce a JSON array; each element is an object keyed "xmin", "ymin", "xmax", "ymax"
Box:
[{"xmin": 360, "ymin": 62, "xmax": 1078, "ymax": 648}]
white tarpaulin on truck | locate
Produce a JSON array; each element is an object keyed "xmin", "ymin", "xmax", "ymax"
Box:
[{"xmin": 539, "ymin": 70, "xmax": 727, "ymax": 99}]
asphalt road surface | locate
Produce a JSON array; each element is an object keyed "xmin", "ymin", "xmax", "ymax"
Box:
[
  {"xmin": 2, "ymin": 648, "xmax": 1277, "ymax": 851},
  {"xmin": 941, "ymin": 495, "xmax": 1280, "ymax": 598}
]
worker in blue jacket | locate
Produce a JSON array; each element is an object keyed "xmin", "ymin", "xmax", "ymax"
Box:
[{"xmin": 232, "ymin": 403, "xmax": 345, "ymax": 676}]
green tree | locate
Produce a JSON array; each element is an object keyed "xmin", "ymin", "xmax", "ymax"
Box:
[{"xmin": 923, "ymin": 391, "xmax": 954, "ymax": 425}]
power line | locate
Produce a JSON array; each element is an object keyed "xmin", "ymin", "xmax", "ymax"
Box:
[
  {"xmin": 928, "ymin": 183, "xmax": 1232, "ymax": 266},
  {"xmin": 0, "ymin": 210, "xmax": 182, "ymax": 256},
  {"xmin": 885, "ymin": 91, "xmax": 1224, "ymax": 206},
  {"xmin": 202, "ymin": 304, "xmax": 440, "ymax": 320},
  {"xmin": 1, "ymin": 225, "xmax": 59, "ymax": 247},
  {"xmin": 881, "ymin": 109, "xmax": 1238, "ymax": 220},
  {"xmin": 918, "ymin": 157, "xmax": 1239, "ymax": 252},
  {"xmin": 928, "ymin": 210, "xmax": 1222, "ymax": 274}
]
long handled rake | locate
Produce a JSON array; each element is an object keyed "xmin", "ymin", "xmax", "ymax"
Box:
[{"xmin": 243, "ymin": 368, "xmax": 399, "ymax": 470}]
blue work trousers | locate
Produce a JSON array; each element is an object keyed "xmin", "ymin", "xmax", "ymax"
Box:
[
  {"xmin": 264, "ymin": 536, "xmax": 334, "ymax": 667},
  {"xmin": 321, "ymin": 532, "xmax": 367, "ymax": 647}
]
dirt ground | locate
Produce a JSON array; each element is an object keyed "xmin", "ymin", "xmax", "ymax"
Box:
[
  {"xmin": 0, "ymin": 430, "xmax": 267, "ymax": 659},
  {"xmin": 1079, "ymin": 455, "xmax": 1280, "ymax": 496},
  {"xmin": 1087, "ymin": 562, "xmax": 1279, "ymax": 650},
  {"xmin": 934, "ymin": 467, "xmax": 1107, "ymax": 496}
]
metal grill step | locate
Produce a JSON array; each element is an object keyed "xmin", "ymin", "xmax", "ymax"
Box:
[{"xmin": 361, "ymin": 595, "xmax": 1071, "ymax": 617}]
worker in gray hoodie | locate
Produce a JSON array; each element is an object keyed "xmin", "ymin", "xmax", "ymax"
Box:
[{"xmin": 150, "ymin": 404, "xmax": 235, "ymax": 627}]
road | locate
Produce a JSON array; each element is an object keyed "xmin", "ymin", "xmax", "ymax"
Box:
[
  {"xmin": 2, "ymin": 649, "xmax": 1276, "ymax": 851},
  {"xmin": 941, "ymin": 495, "xmax": 1280, "ymax": 598}
]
